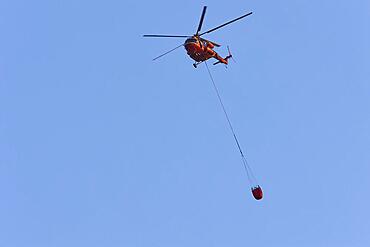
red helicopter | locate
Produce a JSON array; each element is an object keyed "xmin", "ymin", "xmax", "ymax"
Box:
[{"xmin": 143, "ymin": 6, "xmax": 252, "ymax": 68}]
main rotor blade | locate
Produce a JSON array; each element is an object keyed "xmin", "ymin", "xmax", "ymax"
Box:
[
  {"xmin": 152, "ymin": 43, "xmax": 184, "ymax": 61},
  {"xmin": 199, "ymin": 11, "xmax": 253, "ymax": 36},
  {"xmin": 143, "ymin": 35, "xmax": 189, "ymax": 38},
  {"xmin": 196, "ymin": 6, "xmax": 207, "ymax": 35}
]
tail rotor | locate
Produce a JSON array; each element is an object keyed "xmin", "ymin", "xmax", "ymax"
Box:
[{"xmin": 226, "ymin": 46, "xmax": 236, "ymax": 63}]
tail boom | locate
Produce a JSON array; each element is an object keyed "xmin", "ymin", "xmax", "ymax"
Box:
[{"xmin": 213, "ymin": 47, "xmax": 232, "ymax": 65}]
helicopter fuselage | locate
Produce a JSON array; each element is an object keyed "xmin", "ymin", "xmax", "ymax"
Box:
[{"xmin": 184, "ymin": 36, "xmax": 217, "ymax": 62}]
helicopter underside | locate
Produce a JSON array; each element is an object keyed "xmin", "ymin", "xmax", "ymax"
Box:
[{"xmin": 184, "ymin": 42, "xmax": 215, "ymax": 62}]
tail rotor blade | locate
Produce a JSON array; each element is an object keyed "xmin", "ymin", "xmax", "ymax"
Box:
[
  {"xmin": 227, "ymin": 46, "xmax": 236, "ymax": 63},
  {"xmin": 196, "ymin": 6, "xmax": 207, "ymax": 35},
  {"xmin": 152, "ymin": 43, "xmax": 184, "ymax": 61}
]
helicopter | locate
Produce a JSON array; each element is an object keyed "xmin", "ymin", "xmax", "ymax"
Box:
[{"xmin": 143, "ymin": 6, "xmax": 252, "ymax": 68}]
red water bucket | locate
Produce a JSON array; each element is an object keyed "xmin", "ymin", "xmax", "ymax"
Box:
[{"xmin": 251, "ymin": 186, "xmax": 263, "ymax": 200}]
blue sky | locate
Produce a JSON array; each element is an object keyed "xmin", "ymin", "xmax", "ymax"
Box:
[{"xmin": 1, "ymin": 0, "xmax": 370, "ymax": 246}]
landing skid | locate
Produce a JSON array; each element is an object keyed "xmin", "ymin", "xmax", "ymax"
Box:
[{"xmin": 193, "ymin": 61, "xmax": 204, "ymax": 68}]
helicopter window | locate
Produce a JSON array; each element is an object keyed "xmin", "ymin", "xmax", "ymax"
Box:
[{"xmin": 187, "ymin": 38, "xmax": 197, "ymax": 43}]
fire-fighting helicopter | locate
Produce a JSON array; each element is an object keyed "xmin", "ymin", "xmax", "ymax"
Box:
[{"xmin": 143, "ymin": 6, "xmax": 252, "ymax": 68}]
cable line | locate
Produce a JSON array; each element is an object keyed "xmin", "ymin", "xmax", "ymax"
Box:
[{"xmin": 204, "ymin": 62, "xmax": 263, "ymax": 200}]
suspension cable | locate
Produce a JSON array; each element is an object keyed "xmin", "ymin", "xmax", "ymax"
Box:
[{"xmin": 205, "ymin": 61, "xmax": 258, "ymax": 185}]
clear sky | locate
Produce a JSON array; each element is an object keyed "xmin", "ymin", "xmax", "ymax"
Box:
[{"xmin": 1, "ymin": 0, "xmax": 370, "ymax": 246}]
